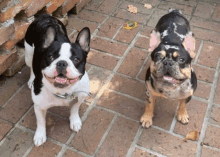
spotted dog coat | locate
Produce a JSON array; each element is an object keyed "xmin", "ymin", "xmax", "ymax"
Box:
[{"xmin": 140, "ymin": 9, "xmax": 197, "ymax": 128}]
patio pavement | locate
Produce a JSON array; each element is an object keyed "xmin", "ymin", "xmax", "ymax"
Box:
[{"xmin": 1, "ymin": 0, "xmax": 220, "ymax": 156}]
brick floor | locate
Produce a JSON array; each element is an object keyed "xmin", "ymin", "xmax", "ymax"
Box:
[{"xmin": 1, "ymin": 0, "xmax": 220, "ymax": 157}]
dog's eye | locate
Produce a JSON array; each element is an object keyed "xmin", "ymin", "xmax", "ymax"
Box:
[
  {"xmin": 73, "ymin": 58, "xmax": 80, "ymax": 64},
  {"xmin": 179, "ymin": 58, "xmax": 185, "ymax": 63}
]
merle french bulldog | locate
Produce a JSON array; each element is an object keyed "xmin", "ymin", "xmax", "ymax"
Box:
[{"xmin": 141, "ymin": 9, "xmax": 197, "ymax": 128}]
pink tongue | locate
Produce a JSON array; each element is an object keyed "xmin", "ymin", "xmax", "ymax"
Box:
[{"xmin": 55, "ymin": 77, "xmax": 67, "ymax": 84}]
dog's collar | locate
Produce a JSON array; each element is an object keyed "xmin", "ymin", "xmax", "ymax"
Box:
[
  {"xmin": 53, "ymin": 91, "xmax": 93, "ymax": 100},
  {"xmin": 54, "ymin": 93, "xmax": 74, "ymax": 99}
]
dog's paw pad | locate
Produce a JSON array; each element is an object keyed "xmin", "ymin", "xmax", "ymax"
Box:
[
  {"xmin": 70, "ymin": 117, "xmax": 82, "ymax": 132},
  {"xmin": 34, "ymin": 131, "xmax": 46, "ymax": 146},
  {"xmin": 140, "ymin": 114, "xmax": 153, "ymax": 128},
  {"xmin": 177, "ymin": 113, "xmax": 189, "ymax": 124}
]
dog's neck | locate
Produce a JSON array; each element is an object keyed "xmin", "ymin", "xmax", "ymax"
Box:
[{"xmin": 53, "ymin": 91, "xmax": 92, "ymax": 99}]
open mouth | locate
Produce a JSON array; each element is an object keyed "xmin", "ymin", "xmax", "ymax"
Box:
[
  {"xmin": 163, "ymin": 75, "xmax": 174, "ymax": 82},
  {"xmin": 162, "ymin": 74, "xmax": 185, "ymax": 83},
  {"xmin": 44, "ymin": 74, "xmax": 79, "ymax": 85}
]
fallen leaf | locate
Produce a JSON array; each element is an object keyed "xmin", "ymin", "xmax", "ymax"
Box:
[
  {"xmin": 185, "ymin": 130, "xmax": 199, "ymax": 141},
  {"xmin": 127, "ymin": 5, "xmax": 137, "ymax": 14},
  {"xmin": 144, "ymin": 4, "xmax": 152, "ymax": 9},
  {"xmin": 123, "ymin": 21, "xmax": 137, "ymax": 30}
]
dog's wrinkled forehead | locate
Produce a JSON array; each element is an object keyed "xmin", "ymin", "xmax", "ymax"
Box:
[
  {"xmin": 159, "ymin": 43, "xmax": 186, "ymax": 54},
  {"xmin": 163, "ymin": 44, "xmax": 180, "ymax": 51},
  {"xmin": 152, "ymin": 43, "xmax": 191, "ymax": 62}
]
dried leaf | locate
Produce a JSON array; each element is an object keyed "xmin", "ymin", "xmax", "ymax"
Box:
[
  {"xmin": 127, "ymin": 5, "xmax": 138, "ymax": 14},
  {"xmin": 123, "ymin": 21, "xmax": 137, "ymax": 30},
  {"xmin": 144, "ymin": 4, "xmax": 152, "ymax": 9},
  {"xmin": 185, "ymin": 131, "xmax": 199, "ymax": 141}
]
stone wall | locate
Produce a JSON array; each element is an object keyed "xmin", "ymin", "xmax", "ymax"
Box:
[{"xmin": 0, "ymin": 0, "xmax": 89, "ymax": 76}]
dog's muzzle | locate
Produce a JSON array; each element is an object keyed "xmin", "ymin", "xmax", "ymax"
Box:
[
  {"xmin": 163, "ymin": 59, "xmax": 174, "ymax": 67},
  {"xmin": 56, "ymin": 60, "xmax": 68, "ymax": 74}
]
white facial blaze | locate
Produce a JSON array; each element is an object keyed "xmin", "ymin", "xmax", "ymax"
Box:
[{"xmin": 59, "ymin": 43, "xmax": 71, "ymax": 58}]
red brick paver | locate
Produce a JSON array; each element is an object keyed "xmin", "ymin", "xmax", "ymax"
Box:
[
  {"xmin": 201, "ymin": 147, "xmax": 220, "ymax": 157},
  {"xmin": 96, "ymin": 117, "xmax": 139, "ymax": 157},
  {"xmin": 131, "ymin": 148, "xmax": 156, "ymax": 157},
  {"xmin": 212, "ymin": 4, "xmax": 220, "ymax": 21},
  {"xmin": 1, "ymin": 0, "xmax": 220, "ymax": 157},
  {"xmin": 63, "ymin": 149, "xmax": 84, "ymax": 157},
  {"xmin": 117, "ymin": 47, "xmax": 149, "ymax": 77},
  {"xmin": 194, "ymin": 2, "xmax": 214, "ymax": 18},
  {"xmin": 0, "ymin": 119, "xmax": 13, "ymax": 140},
  {"xmin": 210, "ymin": 105, "xmax": 220, "ymax": 126},
  {"xmin": 70, "ymin": 108, "xmax": 114, "ymax": 155},
  {"xmin": 27, "ymin": 141, "xmax": 61, "ymax": 157},
  {"xmin": 87, "ymin": 50, "xmax": 119, "ymax": 70},
  {"xmin": 158, "ymin": 1, "xmax": 193, "ymax": 15},
  {"xmin": 204, "ymin": 125, "xmax": 220, "ymax": 149},
  {"xmin": 77, "ymin": 10, "xmax": 107, "ymax": 23},
  {"xmin": 138, "ymin": 127, "xmax": 197, "ymax": 157},
  {"xmin": 91, "ymin": 37, "xmax": 128, "ymax": 56},
  {"xmin": 98, "ymin": 17, "xmax": 124, "ymax": 38}
]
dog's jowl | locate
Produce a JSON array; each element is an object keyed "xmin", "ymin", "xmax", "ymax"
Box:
[
  {"xmin": 25, "ymin": 14, "xmax": 91, "ymax": 146},
  {"xmin": 141, "ymin": 9, "xmax": 197, "ymax": 128}
]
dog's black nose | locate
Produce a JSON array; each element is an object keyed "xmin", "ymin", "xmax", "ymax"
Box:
[
  {"xmin": 163, "ymin": 60, "xmax": 173, "ymax": 66},
  {"xmin": 56, "ymin": 60, "xmax": 68, "ymax": 70}
]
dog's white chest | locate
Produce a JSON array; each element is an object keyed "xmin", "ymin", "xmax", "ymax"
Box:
[
  {"xmin": 31, "ymin": 86, "xmax": 71, "ymax": 109},
  {"xmin": 31, "ymin": 72, "xmax": 90, "ymax": 110}
]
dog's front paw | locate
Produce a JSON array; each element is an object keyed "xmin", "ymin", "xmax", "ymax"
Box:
[
  {"xmin": 34, "ymin": 129, "xmax": 46, "ymax": 146},
  {"xmin": 140, "ymin": 114, "xmax": 153, "ymax": 128},
  {"xmin": 177, "ymin": 111, "xmax": 189, "ymax": 124},
  {"xmin": 28, "ymin": 80, "xmax": 33, "ymax": 89},
  {"xmin": 70, "ymin": 116, "xmax": 82, "ymax": 132}
]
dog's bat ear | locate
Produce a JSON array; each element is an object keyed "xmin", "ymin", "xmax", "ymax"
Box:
[
  {"xmin": 43, "ymin": 26, "xmax": 55, "ymax": 48},
  {"xmin": 149, "ymin": 30, "xmax": 161, "ymax": 52},
  {"xmin": 76, "ymin": 27, "xmax": 91, "ymax": 54},
  {"xmin": 183, "ymin": 32, "xmax": 196, "ymax": 58}
]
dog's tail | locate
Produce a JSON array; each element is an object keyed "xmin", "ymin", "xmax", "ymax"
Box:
[{"xmin": 168, "ymin": 9, "xmax": 182, "ymax": 15}]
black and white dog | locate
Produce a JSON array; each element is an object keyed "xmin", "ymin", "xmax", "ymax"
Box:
[{"xmin": 25, "ymin": 14, "xmax": 90, "ymax": 146}]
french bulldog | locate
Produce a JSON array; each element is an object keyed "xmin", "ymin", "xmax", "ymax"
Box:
[
  {"xmin": 141, "ymin": 9, "xmax": 197, "ymax": 128},
  {"xmin": 25, "ymin": 14, "xmax": 91, "ymax": 146}
]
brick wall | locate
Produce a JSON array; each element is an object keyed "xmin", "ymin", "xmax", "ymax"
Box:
[{"xmin": 0, "ymin": 0, "xmax": 89, "ymax": 76}]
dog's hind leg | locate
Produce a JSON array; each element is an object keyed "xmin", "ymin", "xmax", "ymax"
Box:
[
  {"xmin": 69, "ymin": 93, "xmax": 87, "ymax": 132},
  {"xmin": 25, "ymin": 41, "xmax": 35, "ymax": 89}
]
